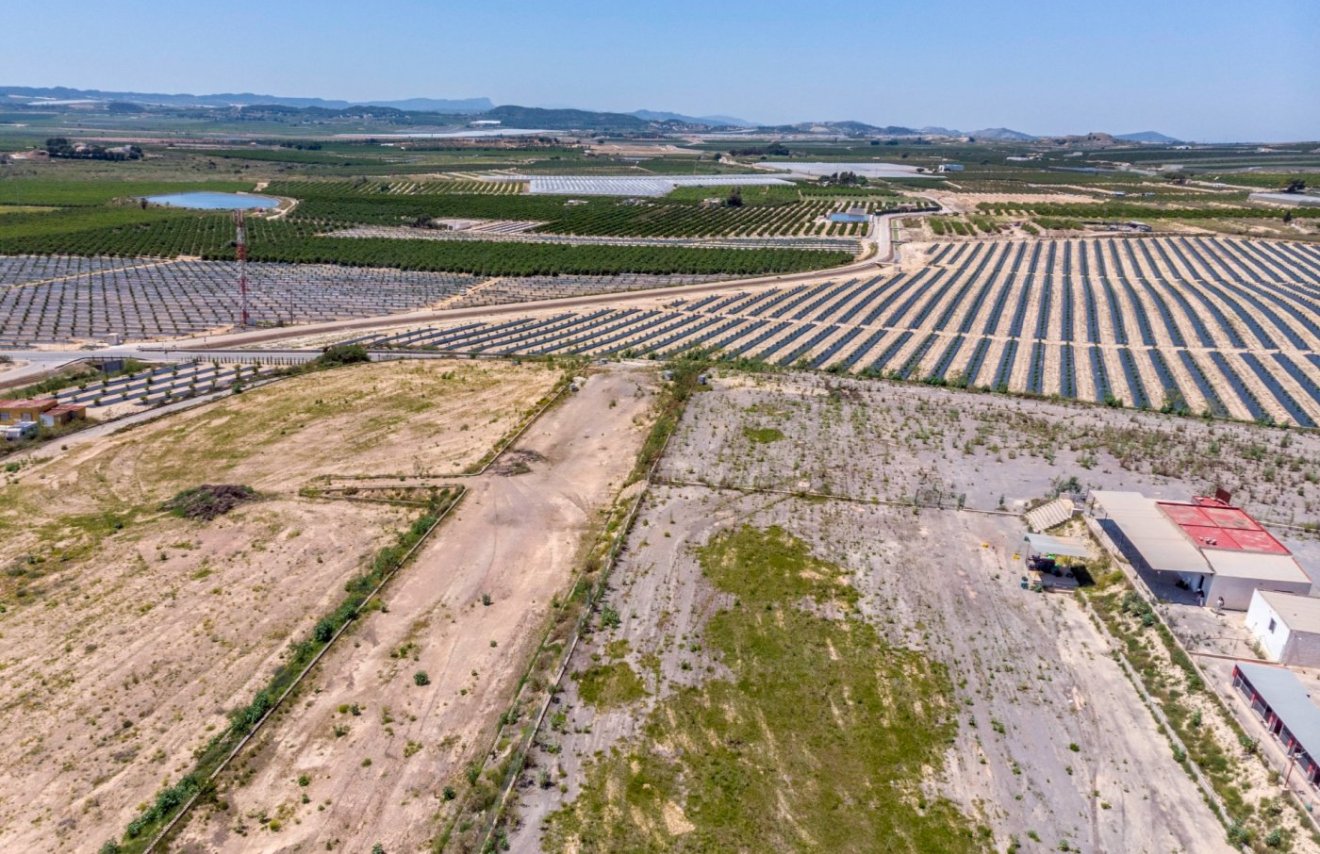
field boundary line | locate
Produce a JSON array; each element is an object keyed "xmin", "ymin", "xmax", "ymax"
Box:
[
  {"xmin": 654, "ymin": 476, "xmax": 1019, "ymax": 515},
  {"xmin": 472, "ymin": 369, "xmax": 687, "ymax": 852},
  {"xmin": 144, "ymin": 485, "xmax": 467, "ymax": 853}
]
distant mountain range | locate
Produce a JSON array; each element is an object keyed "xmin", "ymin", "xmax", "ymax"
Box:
[
  {"xmin": 0, "ymin": 86, "xmax": 495, "ymax": 113},
  {"xmin": 967, "ymin": 127, "xmax": 1038, "ymax": 141},
  {"xmin": 1115, "ymin": 131, "xmax": 1184, "ymax": 144},
  {"xmin": 0, "ymin": 85, "xmax": 1182, "ymax": 142},
  {"xmin": 630, "ymin": 110, "xmax": 755, "ymax": 127}
]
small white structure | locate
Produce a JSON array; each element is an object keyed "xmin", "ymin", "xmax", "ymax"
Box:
[
  {"xmin": 1246, "ymin": 590, "xmax": 1320, "ymax": 667},
  {"xmin": 1, "ymin": 422, "xmax": 37, "ymax": 441}
]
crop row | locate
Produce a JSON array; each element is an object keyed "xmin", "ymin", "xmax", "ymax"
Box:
[
  {"xmin": 977, "ymin": 200, "xmax": 1320, "ymax": 221},
  {"xmin": 0, "ymin": 206, "xmax": 847, "ymax": 276},
  {"xmin": 387, "ymin": 305, "xmax": 1320, "ymax": 425},
  {"xmin": 357, "ymin": 235, "xmax": 1320, "ymax": 425}
]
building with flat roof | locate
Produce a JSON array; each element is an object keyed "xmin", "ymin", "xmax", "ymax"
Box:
[
  {"xmin": 1232, "ymin": 661, "xmax": 1320, "ymax": 789},
  {"xmin": 1247, "ymin": 590, "xmax": 1320, "ymax": 667},
  {"xmin": 0, "ymin": 398, "xmax": 57, "ymax": 424},
  {"xmin": 1091, "ymin": 491, "xmax": 1313, "ymax": 609}
]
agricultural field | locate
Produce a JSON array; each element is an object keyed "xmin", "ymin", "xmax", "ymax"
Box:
[
  {"xmin": 0, "ymin": 160, "xmax": 870, "ymax": 278},
  {"xmin": 169, "ymin": 363, "xmax": 660, "ymax": 852},
  {"xmin": 35, "ymin": 361, "xmax": 275, "ymax": 419},
  {"xmin": 352, "ymin": 235, "xmax": 1320, "ymax": 427},
  {"xmin": 0, "ymin": 208, "xmax": 851, "ymax": 278},
  {"xmin": 324, "ymin": 224, "xmax": 861, "ymax": 253},
  {"xmin": 0, "ymin": 247, "xmax": 850, "ymax": 347},
  {"xmin": 500, "ymin": 370, "xmax": 1320, "ymax": 851},
  {"xmin": 0, "ymin": 255, "xmax": 480, "ymax": 345},
  {"xmin": 0, "ymin": 357, "xmax": 563, "ymax": 853}
]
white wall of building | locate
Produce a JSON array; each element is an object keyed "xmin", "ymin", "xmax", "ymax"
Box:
[
  {"xmin": 1246, "ymin": 591, "xmax": 1291, "ymax": 661},
  {"xmin": 1245, "ymin": 590, "xmax": 1320, "ymax": 667},
  {"xmin": 1208, "ymin": 576, "xmax": 1312, "ymax": 612}
]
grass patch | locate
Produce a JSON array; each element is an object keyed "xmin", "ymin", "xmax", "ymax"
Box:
[
  {"xmin": 741, "ymin": 425, "xmax": 785, "ymax": 445},
  {"xmin": 574, "ymin": 662, "xmax": 646, "ymax": 709},
  {"xmin": 543, "ymin": 525, "xmax": 983, "ymax": 852}
]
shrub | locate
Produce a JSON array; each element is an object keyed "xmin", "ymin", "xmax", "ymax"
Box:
[
  {"xmin": 162, "ymin": 484, "xmax": 255, "ymax": 521},
  {"xmin": 317, "ymin": 343, "xmax": 371, "ymax": 367}
]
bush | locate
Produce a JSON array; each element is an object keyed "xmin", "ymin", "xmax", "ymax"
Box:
[
  {"xmin": 162, "ymin": 484, "xmax": 256, "ymax": 521},
  {"xmin": 317, "ymin": 343, "xmax": 371, "ymax": 366},
  {"xmin": 1227, "ymin": 822, "xmax": 1252, "ymax": 845}
]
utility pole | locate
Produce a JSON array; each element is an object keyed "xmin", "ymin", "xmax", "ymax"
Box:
[{"xmin": 233, "ymin": 210, "xmax": 250, "ymax": 328}]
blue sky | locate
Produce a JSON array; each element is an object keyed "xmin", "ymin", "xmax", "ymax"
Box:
[{"xmin": 2, "ymin": 0, "xmax": 1317, "ymax": 141}]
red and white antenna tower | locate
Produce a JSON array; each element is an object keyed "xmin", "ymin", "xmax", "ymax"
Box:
[{"xmin": 233, "ymin": 209, "xmax": 250, "ymax": 328}]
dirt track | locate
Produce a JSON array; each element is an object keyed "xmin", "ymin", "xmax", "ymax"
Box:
[{"xmin": 173, "ymin": 363, "xmax": 659, "ymax": 852}]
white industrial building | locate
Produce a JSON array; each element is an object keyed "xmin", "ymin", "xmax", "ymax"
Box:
[
  {"xmin": 1090, "ymin": 491, "xmax": 1314, "ymax": 610},
  {"xmin": 1246, "ymin": 590, "xmax": 1320, "ymax": 667}
]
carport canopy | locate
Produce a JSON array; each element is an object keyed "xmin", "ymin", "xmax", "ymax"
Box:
[{"xmin": 1023, "ymin": 533, "xmax": 1090, "ymax": 558}]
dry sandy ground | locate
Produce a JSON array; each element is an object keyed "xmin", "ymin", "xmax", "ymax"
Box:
[
  {"xmin": 0, "ymin": 359, "xmax": 558, "ymax": 852},
  {"xmin": 502, "ymin": 372, "xmax": 1310, "ymax": 852},
  {"xmin": 173, "ymin": 363, "xmax": 659, "ymax": 852},
  {"xmin": 510, "ymin": 487, "xmax": 1231, "ymax": 854},
  {"xmin": 923, "ymin": 190, "xmax": 1100, "ymax": 215}
]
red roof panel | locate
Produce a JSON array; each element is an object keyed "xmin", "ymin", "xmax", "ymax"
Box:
[{"xmin": 1157, "ymin": 500, "xmax": 1290, "ymax": 555}]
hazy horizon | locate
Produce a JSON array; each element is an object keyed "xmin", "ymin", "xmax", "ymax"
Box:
[{"xmin": 3, "ymin": 0, "xmax": 1317, "ymax": 142}]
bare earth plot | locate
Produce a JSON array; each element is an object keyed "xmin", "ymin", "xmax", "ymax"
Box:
[
  {"xmin": 0, "ymin": 358, "xmax": 559, "ymax": 852},
  {"xmin": 499, "ymin": 371, "xmax": 1320, "ymax": 853},
  {"xmin": 173, "ymin": 363, "xmax": 659, "ymax": 852}
]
